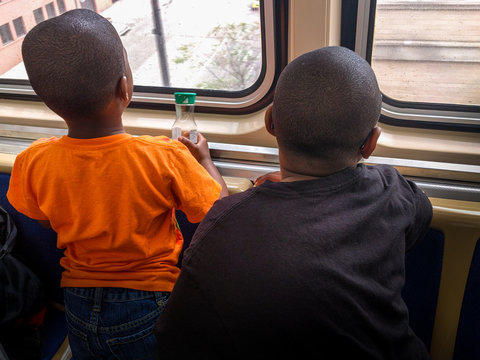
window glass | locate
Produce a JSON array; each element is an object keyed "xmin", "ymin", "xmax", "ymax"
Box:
[
  {"xmin": 105, "ymin": 0, "xmax": 262, "ymax": 89},
  {"xmin": 79, "ymin": 0, "xmax": 97, "ymax": 12},
  {"xmin": 371, "ymin": 0, "xmax": 480, "ymax": 107},
  {"xmin": 33, "ymin": 8, "xmax": 45, "ymax": 24},
  {"xmin": 57, "ymin": 0, "xmax": 67, "ymax": 14},
  {"xmin": 46, "ymin": 3, "xmax": 57, "ymax": 19},
  {"xmin": 13, "ymin": 17, "xmax": 26, "ymax": 38},
  {"xmin": 0, "ymin": 23, "xmax": 13, "ymax": 45},
  {"xmin": 0, "ymin": 0, "xmax": 262, "ymax": 95}
]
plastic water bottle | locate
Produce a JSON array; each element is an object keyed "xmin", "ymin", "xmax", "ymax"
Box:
[{"xmin": 172, "ymin": 92, "xmax": 198, "ymax": 143}]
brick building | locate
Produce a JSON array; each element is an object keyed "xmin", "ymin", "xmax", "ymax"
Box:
[{"xmin": 0, "ymin": 0, "xmax": 114, "ymax": 75}]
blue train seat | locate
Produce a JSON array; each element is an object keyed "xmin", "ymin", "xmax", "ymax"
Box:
[
  {"xmin": 0, "ymin": 173, "xmax": 64, "ymax": 303},
  {"xmin": 402, "ymin": 228, "xmax": 444, "ymax": 351},
  {"xmin": 453, "ymin": 237, "xmax": 480, "ymax": 360},
  {"xmin": 0, "ymin": 172, "xmax": 66, "ymax": 360},
  {"xmin": 175, "ymin": 209, "xmax": 199, "ymax": 267}
]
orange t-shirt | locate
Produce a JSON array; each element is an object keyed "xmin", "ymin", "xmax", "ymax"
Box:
[{"xmin": 7, "ymin": 133, "xmax": 221, "ymax": 291}]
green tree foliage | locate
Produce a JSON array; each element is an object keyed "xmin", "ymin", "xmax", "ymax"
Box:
[{"xmin": 176, "ymin": 22, "xmax": 261, "ymax": 91}]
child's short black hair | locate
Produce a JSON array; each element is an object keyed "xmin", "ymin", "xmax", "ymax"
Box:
[
  {"xmin": 272, "ymin": 46, "xmax": 382, "ymax": 161},
  {"xmin": 22, "ymin": 9, "xmax": 125, "ymax": 119}
]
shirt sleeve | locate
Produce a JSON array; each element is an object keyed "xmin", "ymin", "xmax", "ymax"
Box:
[
  {"xmin": 405, "ymin": 179, "xmax": 433, "ymax": 251},
  {"xmin": 169, "ymin": 143, "xmax": 222, "ymax": 223},
  {"xmin": 7, "ymin": 152, "xmax": 48, "ymax": 221}
]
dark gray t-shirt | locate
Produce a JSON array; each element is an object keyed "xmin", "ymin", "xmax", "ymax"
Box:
[{"xmin": 155, "ymin": 164, "xmax": 433, "ymax": 359}]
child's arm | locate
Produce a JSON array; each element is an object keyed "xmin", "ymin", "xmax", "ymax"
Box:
[
  {"xmin": 254, "ymin": 171, "xmax": 282, "ymax": 186},
  {"xmin": 178, "ymin": 133, "xmax": 229, "ymax": 199}
]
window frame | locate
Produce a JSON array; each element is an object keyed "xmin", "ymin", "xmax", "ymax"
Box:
[
  {"xmin": 341, "ymin": 0, "xmax": 480, "ymax": 132},
  {"xmin": 0, "ymin": 0, "xmax": 288, "ymax": 117}
]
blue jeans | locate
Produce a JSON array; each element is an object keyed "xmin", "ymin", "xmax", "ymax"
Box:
[{"xmin": 64, "ymin": 287, "xmax": 169, "ymax": 360}]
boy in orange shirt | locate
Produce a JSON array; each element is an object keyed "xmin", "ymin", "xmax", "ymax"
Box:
[{"xmin": 7, "ymin": 9, "xmax": 228, "ymax": 360}]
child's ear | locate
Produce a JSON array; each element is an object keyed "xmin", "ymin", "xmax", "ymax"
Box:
[
  {"xmin": 117, "ymin": 76, "xmax": 130, "ymax": 103},
  {"xmin": 360, "ymin": 126, "xmax": 381, "ymax": 159},
  {"xmin": 265, "ymin": 105, "xmax": 275, "ymax": 136}
]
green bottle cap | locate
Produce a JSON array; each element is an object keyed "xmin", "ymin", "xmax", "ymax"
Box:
[{"xmin": 174, "ymin": 92, "xmax": 196, "ymax": 104}]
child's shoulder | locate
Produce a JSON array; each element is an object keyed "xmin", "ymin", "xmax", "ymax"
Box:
[
  {"xmin": 134, "ymin": 135, "xmax": 183, "ymax": 149},
  {"xmin": 363, "ymin": 163, "xmax": 423, "ymax": 196},
  {"xmin": 363, "ymin": 162, "xmax": 402, "ymax": 180},
  {"xmin": 12, "ymin": 137, "xmax": 60, "ymax": 166},
  {"xmin": 31, "ymin": 136, "xmax": 60, "ymax": 147},
  {"xmin": 133, "ymin": 135, "xmax": 195, "ymax": 161},
  {"xmin": 20, "ymin": 136, "xmax": 60, "ymax": 155}
]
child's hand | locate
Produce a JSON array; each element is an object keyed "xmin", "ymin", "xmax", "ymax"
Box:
[
  {"xmin": 254, "ymin": 171, "xmax": 282, "ymax": 186},
  {"xmin": 178, "ymin": 132, "xmax": 211, "ymax": 163},
  {"xmin": 178, "ymin": 132, "xmax": 229, "ymax": 199}
]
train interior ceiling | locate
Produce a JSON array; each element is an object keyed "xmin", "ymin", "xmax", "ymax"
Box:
[{"xmin": 0, "ymin": 0, "xmax": 479, "ymax": 359}]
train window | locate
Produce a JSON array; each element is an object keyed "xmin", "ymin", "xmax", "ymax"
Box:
[
  {"xmin": 0, "ymin": 0, "xmax": 279, "ymax": 113},
  {"xmin": 122, "ymin": 0, "xmax": 262, "ymax": 90},
  {"xmin": 0, "ymin": 23, "xmax": 13, "ymax": 45},
  {"xmin": 347, "ymin": 0, "xmax": 480, "ymax": 128},
  {"xmin": 371, "ymin": 0, "xmax": 480, "ymax": 108}
]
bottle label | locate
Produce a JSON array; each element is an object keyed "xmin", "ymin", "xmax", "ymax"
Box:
[
  {"xmin": 189, "ymin": 130, "xmax": 198, "ymax": 144},
  {"xmin": 172, "ymin": 127, "xmax": 197, "ymax": 143},
  {"xmin": 172, "ymin": 127, "xmax": 181, "ymax": 140}
]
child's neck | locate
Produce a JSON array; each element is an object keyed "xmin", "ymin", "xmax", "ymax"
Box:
[
  {"xmin": 67, "ymin": 126, "xmax": 125, "ymax": 139},
  {"xmin": 279, "ymin": 149, "xmax": 360, "ymax": 181},
  {"xmin": 65, "ymin": 113, "xmax": 125, "ymax": 139}
]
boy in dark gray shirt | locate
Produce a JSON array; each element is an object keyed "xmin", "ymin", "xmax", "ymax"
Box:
[{"xmin": 155, "ymin": 46, "xmax": 432, "ymax": 359}]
